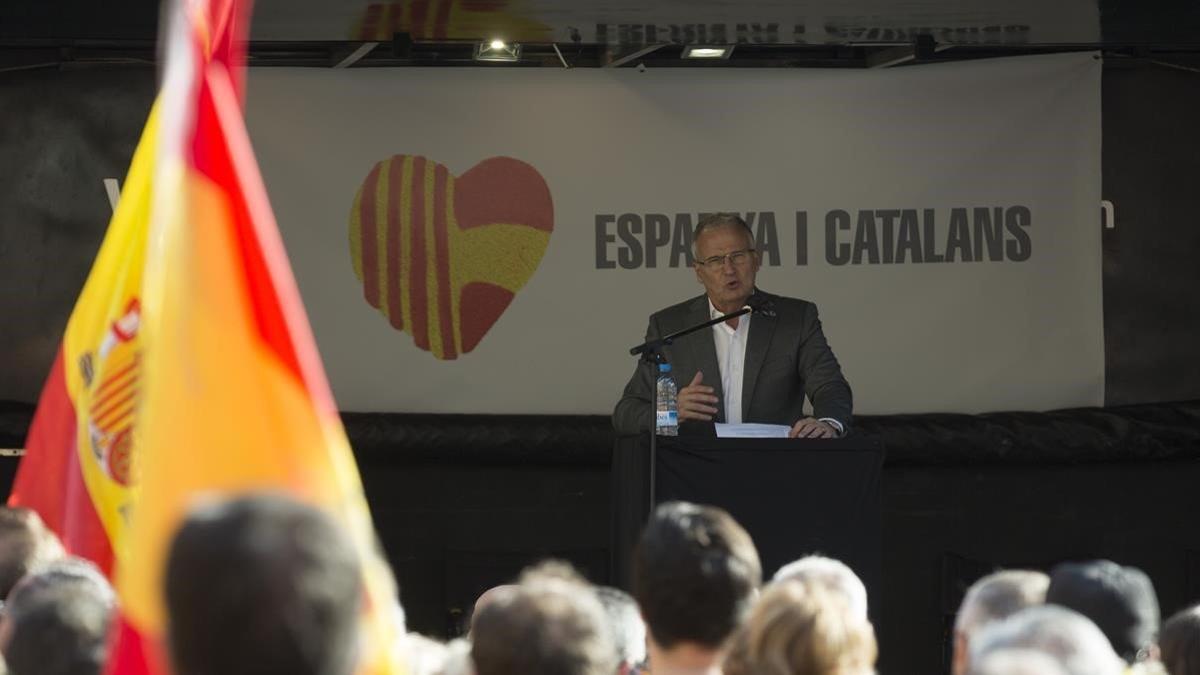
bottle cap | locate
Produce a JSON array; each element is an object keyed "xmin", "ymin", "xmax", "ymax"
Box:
[{"xmin": 658, "ymin": 362, "xmax": 671, "ymax": 373}]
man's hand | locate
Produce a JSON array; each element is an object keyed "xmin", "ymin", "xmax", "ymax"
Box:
[
  {"xmin": 678, "ymin": 371, "xmax": 720, "ymax": 422},
  {"xmin": 789, "ymin": 417, "xmax": 836, "ymax": 439}
]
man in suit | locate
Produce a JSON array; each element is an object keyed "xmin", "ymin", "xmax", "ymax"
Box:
[{"xmin": 613, "ymin": 213, "xmax": 852, "ymax": 438}]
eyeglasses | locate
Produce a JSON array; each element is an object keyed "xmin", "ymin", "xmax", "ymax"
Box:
[{"xmin": 697, "ymin": 249, "xmax": 756, "ymax": 269}]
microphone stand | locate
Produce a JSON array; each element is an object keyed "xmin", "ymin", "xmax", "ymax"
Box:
[{"xmin": 628, "ymin": 305, "xmax": 751, "ymax": 516}]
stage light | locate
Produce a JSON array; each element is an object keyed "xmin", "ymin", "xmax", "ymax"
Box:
[
  {"xmin": 475, "ymin": 39, "xmax": 521, "ymax": 62},
  {"xmin": 682, "ymin": 45, "xmax": 733, "ymax": 59}
]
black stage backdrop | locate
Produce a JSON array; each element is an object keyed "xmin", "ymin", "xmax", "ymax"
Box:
[{"xmin": 1102, "ymin": 60, "xmax": 1200, "ymax": 404}]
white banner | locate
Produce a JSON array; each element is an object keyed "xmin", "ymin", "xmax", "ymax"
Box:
[{"xmin": 245, "ymin": 52, "xmax": 1102, "ymax": 415}]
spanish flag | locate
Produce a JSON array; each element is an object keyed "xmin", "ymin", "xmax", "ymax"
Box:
[
  {"xmin": 4, "ymin": 107, "xmax": 159, "ymax": 578},
  {"xmin": 13, "ymin": 1, "xmax": 405, "ymax": 673}
]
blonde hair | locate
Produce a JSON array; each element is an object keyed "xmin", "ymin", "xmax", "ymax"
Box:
[{"xmin": 724, "ymin": 579, "xmax": 877, "ymax": 675}]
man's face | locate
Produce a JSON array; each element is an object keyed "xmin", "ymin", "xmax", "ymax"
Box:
[{"xmin": 694, "ymin": 225, "xmax": 760, "ymax": 311}]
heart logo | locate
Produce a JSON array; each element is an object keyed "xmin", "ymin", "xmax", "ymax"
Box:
[{"xmin": 349, "ymin": 155, "xmax": 553, "ymax": 359}]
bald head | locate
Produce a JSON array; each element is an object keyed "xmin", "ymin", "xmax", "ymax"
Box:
[{"xmin": 0, "ymin": 506, "xmax": 65, "ymax": 600}]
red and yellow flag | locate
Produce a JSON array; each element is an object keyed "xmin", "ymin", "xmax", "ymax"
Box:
[
  {"xmin": 6, "ymin": 103, "xmax": 159, "ymax": 576},
  {"xmin": 12, "ymin": 1, "xmax": 404, "ymax": 674},
  {"xmin": 108, "ymin": 1, "xmax": 405, "ymax": 673}
]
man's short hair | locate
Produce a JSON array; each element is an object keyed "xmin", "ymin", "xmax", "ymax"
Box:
[
  {"xmin": 594, "ymin": 586, "xmax": 647, "ymax": 668},
  {"xmin": 471, "ymin": 560, "xmax": 616, "ymax": 675},
  {"xmin": 164, "ymin": 493, "xmax": 363, "ymax": 675},
  {"xmin": 2, "ymin": 558, "xmax": 115, "ymax": 675},
  {"xmin": 1045, "ymin": 559, "xmax": 1160, "ymax": 663},
  {"xmin": 0, "ymin": 506, "xmax": 65, "ymax": 600},
  {"xmin": 632, "ymin": 501, "xmax": 761, "ymax": 649},
  {"xmin": 773, "ymin": 555, "xmax": 869, "ymax": 621},
  {"xmin": 956, "ymin": 570, "xmax": 1050, "ymax": 637},
  {"xmin": 722, "ymin": 578, "xmax": 876, "ymax": 675},
  {"xmin": 692, "ymin": 213, "xmax": 754, "ymax": 259},
  {"xmin": 1159, "ymin": 604, "xmax": 1200, "ymax": 675},
  {"xmin": 969, "ymin": 605, "xmax": 1124, "ymax": 675}
]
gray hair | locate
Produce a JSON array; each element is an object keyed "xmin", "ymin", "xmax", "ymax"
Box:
[
  {"xmin": 692, "ymin": 212, "xmax": 753, "ymax": 260},
  {"xmin": 968, "ymin": 649, "xmax": 1070, "ymax": 675},
  {"xmin": 956, "ymin": 570, "xmax": 1050, "ymax": 637},
  {"xmin": 3, "ymin": 557, "xmax": 116, "ymax": 675},
  {"xmin": 970, "ymin": 605, "xmax": 1124, "ymax": 675},
  {"xmin": 772, "ymin": 555, "xmax": 868, "ymax": 621},
  {"xmin": 594, "ymin": 586, "xmax": 647, "ymax": 667}
]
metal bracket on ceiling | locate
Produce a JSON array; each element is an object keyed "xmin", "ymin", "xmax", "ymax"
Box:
[
  {"xmin": 866, "ymin": 35, "xmax": 939, "ymax": 68},
  {"xmin": 552, "ymin": 43, "xmax": 570, "ymax": 68},
  {"xmin": 605, "ymin": 43, "xmax": 665, "ymax": 68},
  {"xmin": 333, "ymin": 42, "xmax": 379, "ymax": 69}
]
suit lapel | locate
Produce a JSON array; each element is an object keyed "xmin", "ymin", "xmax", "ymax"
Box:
[
  {"xmin": 684, "ymin": 296, "xmax": 725, "ymax": 422},
  {"xmin": 741, "ymin": 291, "xmax": 778, "ymax": 422}
]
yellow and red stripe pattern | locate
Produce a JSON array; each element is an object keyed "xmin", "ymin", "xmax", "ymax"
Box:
[{"xmin": 349, "ymin": 154, "xmax": 553, "ymax": 359}]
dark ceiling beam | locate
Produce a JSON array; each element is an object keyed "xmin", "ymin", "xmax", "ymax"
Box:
[{"xmin": 6, "ymin": 38, "xmax": 1200, "ymax": 70}]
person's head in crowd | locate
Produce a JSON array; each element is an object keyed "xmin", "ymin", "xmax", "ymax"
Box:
[
  {"xmin": 1046, "ymin": 559, "xmax": 1160, "ymax": 664},
  {"xmin": 471, "ymin": 560, "xmax": 615, "ymax": 675},
  {"xmin": 772, "ymin": 555, "xmax": 869, "ymax": 621},
  {"xmin": 0, "ymin": 557, "xmax": 115, "ymax": 675},
  {"xmin": 164, "ymin": 493, "xmax": 363, "ymax": 675},
  {"xmin": 967, "ymin": 649, "xmax": 1070, "ymax": 675},
  {"xmin": 953, "ymin": 570, "xmax": 1051, "ymax": 675},
  {"xmin": 437, "ymin": 638, "xmax": 474, "ymax": 675},
  {"xmin": 402, "ymin": 632, "xmax": 450, "ymax": 675},
  {"xmin": 469, "ymin": 584, "xmax": 518, "ymax": 634},
  {"xmin": 0, "ymin": 506, "xmax": 65, "ymax": 600},
  {"xmin": 1159, "ymin": 604, "xmax": 1200, "ymax": 675},
  {"xmin": 594, "ymin": 586, "xmax": 647, "ymax": 674},
  {"xmin": 969, "ymin": 605, "xmax": 1124, "ymax": 675},
  {"xmin": 692, "ymin": 213, "xmax": 762, "ymax": 314},
  {"xmin": 633, "ymin": 502, "xmax": 761, "ymax": 673},
  {"xmin": 722, "ymin": 578, "xmax": 876, "ymax": 675}
]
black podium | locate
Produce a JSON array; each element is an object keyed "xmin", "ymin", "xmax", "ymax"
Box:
[{"xmin": 612, "ymin": 433, "xmax": 884, "ymax": 616}]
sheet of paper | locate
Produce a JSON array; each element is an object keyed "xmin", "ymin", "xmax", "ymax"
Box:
[{"xmin": 714, "ymin": 423, "xmax": 792, "ymax": 438}]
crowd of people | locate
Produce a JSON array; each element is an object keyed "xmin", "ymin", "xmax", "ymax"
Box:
[{"xmin": 1, "ymin": 497, "xmax": 1200, "ymax": 675}]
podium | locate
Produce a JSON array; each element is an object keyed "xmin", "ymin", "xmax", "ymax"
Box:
[{"xmin": 612, "ymin": 433, "xmax": 884, "ymax": 614}]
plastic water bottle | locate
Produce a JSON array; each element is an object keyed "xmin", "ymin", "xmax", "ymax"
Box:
[{"xmin": 656, "ymin": 362, "xmax": 679, "ymax": 436}]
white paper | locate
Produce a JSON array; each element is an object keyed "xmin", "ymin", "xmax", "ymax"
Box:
[{"xmin": 715, "ymin": 423, "xmax": 792, "ymax": 438}]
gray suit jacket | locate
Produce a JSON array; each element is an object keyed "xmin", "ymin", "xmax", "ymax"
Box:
[{"xmin": 612, "ymin": 289, "xmax": 852, "ymax": 435}]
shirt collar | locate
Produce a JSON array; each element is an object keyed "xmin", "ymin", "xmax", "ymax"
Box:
[{"xmin": 708, "ymin": 298, "xmax": 750, "ymax": 333}]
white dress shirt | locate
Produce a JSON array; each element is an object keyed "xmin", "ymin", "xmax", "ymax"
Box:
[
  {"xmin": 708, "ymin": 299, "xmax": 844, "ymax": 435},
  {"xmin": 709, "ymin": 300, "xmax": 749, "ymax": 424}
]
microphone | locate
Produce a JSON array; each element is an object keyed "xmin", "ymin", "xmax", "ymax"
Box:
[
  {"xmin": 629, "ymin": 304, "xmax": 752, "ymax": 357},
  {"xmin": 745, "ymin": 294, "xmax": 776, "ymax": 317},
  {"xmin": 744, "ymin": 291, "xmax": 782, "ymax": 317}
]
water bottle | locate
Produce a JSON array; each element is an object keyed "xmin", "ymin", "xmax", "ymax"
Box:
[{"xmin": 655, "ymin": 362, "xmax": 679, "ymax": 436}]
